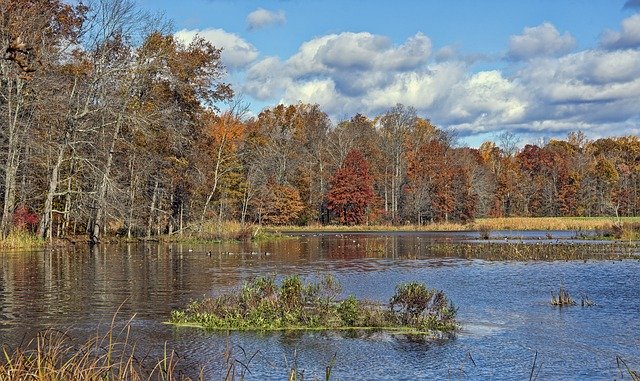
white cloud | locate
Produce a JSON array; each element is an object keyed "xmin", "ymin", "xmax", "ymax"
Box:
[
  {"xmin": 287, "ymin": 32, "xmax": 432, "ymax": 76},
  {"xmin": 175, "ymin": 28, "xmax": 259, "ymax": 69},
  {"xmin": 243, "ymin": 57, "xmax": 288, "ymax": 100},
  {"xmin": 241, "ymin": 25, "xmax": 640, "ymax": 141},
  {"xmin": 246, "ymin": 8, "xmax": 286, "ymax": 30},
  {"xmin": 507, "ymin": 22, "xmax": 576, "ymax": 60},
  {"xmin": 447, "ymin": 71, "xmax": 527, "ymax": 127},
  {"xmin": 600, "ymin": 13, "xmax": 640, "ymax": 50}
]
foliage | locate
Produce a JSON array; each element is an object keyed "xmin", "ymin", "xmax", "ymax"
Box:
[
  {"xmin": 327, "ymin": 149, "xmax": 376, "ymax": 225},
  {"xmin": 260, "ymin": 184, "xmax": 306, "ymax": 225},
  {"xmin": 1, "ymin": 0, "xmax": 640, "ymax": 242},
  {"xmin": 12, "ymin": 205, "xmax": 39, "ymax": 231},
  {"xmin": 170, "ymin": 275, "xmax": 458, "ymax": 334},
  {"xmin": 389, "ymin": 282, "xmax": 457, "ymax": 331}
]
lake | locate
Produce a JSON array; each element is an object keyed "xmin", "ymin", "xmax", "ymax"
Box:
[{"xmin": 1, "ymin": 232, "xmax": 639, "ymax": 380}]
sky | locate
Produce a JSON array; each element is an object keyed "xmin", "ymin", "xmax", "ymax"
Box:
[{"xmin": 135, "ymin": 0, "xmax": 640, "ymax": 146}]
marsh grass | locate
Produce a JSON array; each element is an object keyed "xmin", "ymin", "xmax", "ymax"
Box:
[
  {"xmin": 551, "ymin": 286, "xmax": 576, "ymax": 306},
  {"xmin": 170, "ymin": 275, "xmax": 457, "ymax": 335},
  {"xmin": 421, "ymin": 241, "xmax": 638, "ymax": 261},
  {"xmin": 0, "ymin": 314, "xmax": 196, "ymax": 381},
  {"xmin": 472, "ymin": 217, "xmax": 640, "ymax": 231},
  {"xmin": 0, "ymin": 229, "xmax": 44, "ymax": 249},
  {"xmin": 154, "ymin": 221, "xmax": 281, "ymax": 243},
  {"xmin": 265, "ymin": 217, "xmax": 640, "ymax": 234}
]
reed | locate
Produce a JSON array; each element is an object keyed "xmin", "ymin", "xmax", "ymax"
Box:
[
  {"xmin": 156, "ymin": 221, "xmax": 280, "ymax": 243},
  {"xmin": 473, "ymin": 217, "xmax": 640, "ymax": 231},
  {"xmin": 264, "ymin": 217, "xmax": 640, "ymax": 233},
  {"xmin": 170, "ymin": 275, "xmax": 457, "ymax": 335},
  {"xmin": 0, "ymin": 229, "xmax": 44, "ymax": 249},
  {"xmin": 551, "ymin": 286, "xmax": 576, "ymax": 306},
  {"xmin": 0, "ymin": 315, "xmax": 195, "ymax": 381}
]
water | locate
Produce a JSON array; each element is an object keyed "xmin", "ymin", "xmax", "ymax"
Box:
[{"xmin": 1, "ymin": 232, "xmax": 639, "ymax": 380}]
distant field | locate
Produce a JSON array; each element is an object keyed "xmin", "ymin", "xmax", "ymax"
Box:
[{"xmin": 267, "ymin": 216, "xmax": 640, "ymax": 232}]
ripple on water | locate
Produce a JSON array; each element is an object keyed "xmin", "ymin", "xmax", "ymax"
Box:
[{"xmin": 0, "ymin": 235, "xmax": 639, "ymax": 380}]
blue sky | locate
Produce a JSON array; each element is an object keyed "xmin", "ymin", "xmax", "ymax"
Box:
[{"xmin": 136, "ymin": 0, "xmax": 640, "ymax": 146}]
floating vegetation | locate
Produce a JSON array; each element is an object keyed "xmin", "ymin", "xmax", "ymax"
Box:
[
  {"xmin": 550, "ymin": 287, "xmax": 595, "ymax": 307},
  {"xmin": 580, "ymin": 293, "xmax": 594, "ymax": 307},
  {"xmin": 551, "ymin": 286, "xmax": 576, "ymax": 306},
  {"xmin": 422, "ymin": 242, "xmax": 639, "ymax": 261},
  {"xmin": 617, "ymin": 356, "xmax": 640, "ymax": 381},
  {"xmin": 477, "ymin": 225, "xmax": 491, "ymax": 240},
  {"xmin": 170, "ymin": 275, "xmax": 458, "ymax": 335}
]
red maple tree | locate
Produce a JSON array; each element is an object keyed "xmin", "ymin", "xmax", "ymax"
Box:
[{"xmin": 327, "ymin": 149, "xmax": 375, "ymax": 225}]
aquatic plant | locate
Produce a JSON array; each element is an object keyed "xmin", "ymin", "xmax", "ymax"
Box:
[
  {"xmin": 423, "ymin": 241, "xmax": 639, "ymax": 261},
  {"xmin": 0, "ymin": 316, "xmax": 194, "ymax": 381},
  {"xmin": 478, "ymin": 225, "xmax": 491, "ymax": 240},
  {"xmin": 170, "ymin": 275, "xmax": 458, "ymax": 335},
  {"xmin": 551, "ymin": 286, "xmax": 576, "ymax": 306}
]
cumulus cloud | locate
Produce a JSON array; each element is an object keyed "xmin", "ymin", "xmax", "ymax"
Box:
[
  {"xmin": 507, "ymin": 22, "xmax": 576, "ymax": 60},
  {"xmin": 242, "ymin": 26, "xmax": 640, "ymax": 140},
  {"xmin": 175, "ymin": 28, "xmax": 259, "ymax": 69},
  {"xmin": 246, "ymin": 8, "xmax": 286, "ymax": 30},
  {"xmin": 599, "ymin": 13, "xmax": 640, "ymax": 49},
  {"xmin": 243, "ymin": 31, "xmax": 531, "ymax": 132},
  {"xmin": 512, "ymin": 48, "xmax": 640, "ymax": 136},
  {"xmin": 285, "ymin": 32, "xmax": 432, "ymax": 77}
]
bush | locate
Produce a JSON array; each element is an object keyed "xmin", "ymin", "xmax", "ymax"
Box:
[
  {"xmin": 337, "ymin": 295, "xmax": 359, "ymax": 326},
  {"xmin": 390, "ymin": 282, "xmax": 457, "ymax": 329}
]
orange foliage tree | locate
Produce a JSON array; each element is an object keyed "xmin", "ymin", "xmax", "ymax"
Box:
[{"xmin": 327, "ymin": 149, "xmax": 375, "ymax": 225}]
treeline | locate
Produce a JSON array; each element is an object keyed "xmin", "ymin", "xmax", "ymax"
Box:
[{"xmin": 2, "ymin": 0, "xmax": 639, "ymax": 242}]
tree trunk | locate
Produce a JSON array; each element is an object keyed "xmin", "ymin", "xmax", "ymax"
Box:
[
  {"xmin": 146, "ymin": 180, "xmax": 158, "ymax": 239},
  {"xmin": 89, "ymin": 113, "xmax": 123, "ymax": 244}
]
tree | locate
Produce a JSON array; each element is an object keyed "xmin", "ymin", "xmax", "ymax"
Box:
[
  {"xmin": 0, "ymin": 0, "xmax": 86, "ymax": 238},
  {"xmin": 327, "ymin": 150, "xmax": 375, "ymax": 225},
  {"xmin": 259, "ymin": 184, "xmax": 305, "ymax": 225}
]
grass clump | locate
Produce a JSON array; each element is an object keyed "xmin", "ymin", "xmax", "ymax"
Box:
[
  {"xmin": 551, "ymin": 286, "xmax": 576, "ymax": 306},
  {"xmin": 0, "ymin": 318, "xmax": 194, "ymax": 381},
  {"xmin": 0, "ymin": 230, "xmax": 44, "ymax": 249},
  {"xmin": 170, "ymin": 275, "xmax": 457, "ymax": 335}
]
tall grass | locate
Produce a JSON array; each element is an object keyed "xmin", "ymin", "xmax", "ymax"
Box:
[
  {"xmin": 157, "ymin": 221, "xmax": 279, "ymax": 243},
  {"xmin": 266, "ymin": 217, "xmax": 640, "ymax": 233},
  {"xmin": 0, "ymin": 229, "xmax": 44, "ymax": 249},
  {"xmin": 0, "ymin": 317, "xmax": 195, "ymax": 381},
  {"xmin": 473, "ymin": 216, "xmax": 640, "ymax": 231}
]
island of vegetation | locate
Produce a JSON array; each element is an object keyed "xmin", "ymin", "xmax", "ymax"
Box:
[{"xmin": 170, "ymin": 275, "xmax": 458, "ymax": 335}]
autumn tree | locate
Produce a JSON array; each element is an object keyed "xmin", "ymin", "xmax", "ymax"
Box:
[
  {"xmin": 0, "ymin": 0, "xmax": 86, "ymax": 238},
  {"xmin": 259, "ymin": 183, "xmax": 305, "ymax": 225},
  {"xmin": 327, "ymin": 149, "xmax": 375, "ymax": 225}
]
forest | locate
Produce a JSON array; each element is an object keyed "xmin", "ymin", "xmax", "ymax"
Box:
[{"xmin": 1, "ymin": 0, "xmax": 639, "ymax": 243}]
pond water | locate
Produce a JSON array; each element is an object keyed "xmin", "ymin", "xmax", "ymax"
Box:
[{"xmin": 1, "ymin": 232, "xmax": 639, "ymax": 380}]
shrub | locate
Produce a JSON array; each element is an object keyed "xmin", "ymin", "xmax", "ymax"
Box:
[{"xmin": 337, "ymin": 295, "xmax": 359, "ymax": 326}]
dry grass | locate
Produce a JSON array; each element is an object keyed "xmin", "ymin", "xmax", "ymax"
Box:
[
  {"xmin": 0, "ymin": 313, "xmax": 198, "ymax": 381},
  {"xmin": 0, "ymin": 230, "xmax": 44, "ymax": 249},
  {"xmin": 473, "ymin": 217, "xmax": 640, "ymax": 231},
  {"xmin": 266, "ymin": 217, "xmax": 640, "ymax": 233},
  {"xmin": 265, "ymin": 222, "xmax": 470, "ymax": 233},
  {"xmin": 156, "ymin": 221, "xmax": 277, "ymax": 243}
]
